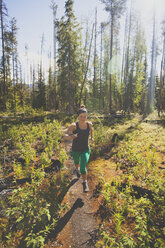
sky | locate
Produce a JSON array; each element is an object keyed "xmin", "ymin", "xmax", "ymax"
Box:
[
  {"xmin": 5, "ymin": 0, "xmax": 108, "ymax": 75},
  {"xmin": 4, "ymin": 0, "xmax": 165, "ymax": 81}
]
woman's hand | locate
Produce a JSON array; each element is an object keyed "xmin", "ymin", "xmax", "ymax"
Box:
[
  {"xmin": 70, "ymin": 133, "xmax": 78, "ymax": 140},
  {"xmin": 91, "ymin": 137, "xmax": 94, "ymax": 144}
]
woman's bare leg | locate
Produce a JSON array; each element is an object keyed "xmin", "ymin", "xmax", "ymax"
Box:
[
  {"xmin": 74, "ymin": 164, "xmax": 80, "ymax": 178},
  {"xmin": 82, "ymin": 174, "xmax": 87, "ymax": 181}
]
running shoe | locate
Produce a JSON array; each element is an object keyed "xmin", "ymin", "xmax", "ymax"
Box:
[
  {"xmin": 82, "ymin": 181, "xmax": 89, "ymax": 192},
  {"xmin": 73, "ymin": 168, "xmax": 81, "ymax": 178}
]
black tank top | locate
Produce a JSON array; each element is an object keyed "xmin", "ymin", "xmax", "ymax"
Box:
[{"xmin": 72, "ymin": 122, "xmax": 90, "ymax": 152}]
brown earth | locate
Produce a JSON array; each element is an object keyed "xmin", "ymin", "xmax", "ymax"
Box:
[{"xmin": 45, "ymin": 140, "xmax": 101, "ymax": 248}]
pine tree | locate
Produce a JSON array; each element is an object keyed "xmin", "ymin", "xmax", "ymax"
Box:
[
  {"xmin": 57, "ymin": 0, "xmax": 83, "ymax": 114},
  {"xmin": 36, "ymin": 65, "xmax": 46, "ymax": 109},
  {"xmin": 18, "ymin": 61, "xmax": 26, "ymax": 108},
  {"xmin": 47, "ymin": 65, "xmax": 54, "ymax": 110}
]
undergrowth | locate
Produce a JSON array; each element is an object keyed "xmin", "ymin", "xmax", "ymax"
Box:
[
  {"xmin": 91, "ymin": 119, "xmax": 165, "ymax": 248},
  {"xmin": 0, "ymin": 118, "xmax": 69, "ymax": 247},
  {"xmin": 0, "ymin": 114, "xmax": 164, "ymax": 247}
]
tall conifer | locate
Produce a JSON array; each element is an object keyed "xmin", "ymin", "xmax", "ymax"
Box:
[{"xmin": 57, "ymin": 0, "xmax": 82, "ymax": 113}]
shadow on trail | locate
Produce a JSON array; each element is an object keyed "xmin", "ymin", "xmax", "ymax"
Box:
[
  {"xmin": 46, "ymin": 198, "xmax": 84, "ymax": 241},
  {"xmin": 58, "ymin": 178, "xmax": 79, "ymax": 204},
  {"xmin": 17, "ymin": 179, "xmax": 81, "ymax": 248}
]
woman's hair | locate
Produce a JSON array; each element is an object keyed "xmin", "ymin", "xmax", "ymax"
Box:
[
  {"xmin": 80, "ymin": 105, "xmax": 85, "ymax": 108},
  {"xmin": 77, "ymin": 105, "xmax": 87, "ymax": 115}
]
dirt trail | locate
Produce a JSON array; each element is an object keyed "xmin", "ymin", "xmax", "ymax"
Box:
[{"xmin": 46, "ymin": 140, "xmax": 98, "ymax": 248}]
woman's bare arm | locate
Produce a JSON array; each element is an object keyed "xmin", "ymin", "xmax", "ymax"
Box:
[
  {"xmin": 63, "ymin": 123, "xmax": 77, "ymax": 141},
  {"xmin": 88, "ymin": 122, "xmax": 94, "ymax": 143}
]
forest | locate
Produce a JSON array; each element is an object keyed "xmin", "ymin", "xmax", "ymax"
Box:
[
  {"xmin": 0, "ymin": 0, "xmax": 165, "ymax": 247},
  {"xmin": 0, "ymin": 0, "xmax": 164, "ymax": 115}
]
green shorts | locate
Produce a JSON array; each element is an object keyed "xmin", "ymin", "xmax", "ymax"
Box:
[{"xmin": 71, "ymin": 149, "xmax": 90, "ymax": 175}]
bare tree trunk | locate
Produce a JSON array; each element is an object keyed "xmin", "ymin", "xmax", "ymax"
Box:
[
  {"xmin": 50, "ymin": 1, "xmax": 58, "ymax": 111},
  {"xmin": 109, "ymin": 13, "xmax": 114, "ymax": 113},
  {"xmin": 16, "ymin": 55, "xmax": 18, "ymax": 91},
  {"xmin": 99, "ymin": 23, "xmax": 103, "ymax": 110},
  {"xmin": 48, "ymin": 49, "xmax": 52, "ymax": 110},
  {"xmin": 68, "ymin": 42, "xmax": 71, "ymax": 114},
  {"xmin": 30, "ymin": 64, "xmax": 32, "ymax": 106},
  {"xmin": 25, "ymin": 44, "xmax": 29, "ymax": 87},
  {"xmin": 159, "ymin": 32, "xmax": 165, "ymax": 116},
  {"xmin": 19, "ymin": 61, "xmax": 24, "ymax": 107},
  {"xmin": 100, "ymin": 0, "xmax": 127, "ymax": 113},
  {"xmin": 11, "ymin": 27, "xmax": 16, "ymax": 112},
  {"xmin": 15, "ymin": 56, "xmax": 19, "ymax": 111},
  {"xmin": 12, "ymin": 47, "xmax": 16, "ymax": 112},
  {"xmin": 129, "ymin": 36, "xmax": 136, "ymax": 111},
  {"xmin": 124, "ymin": 1, "xmax": 132, "ymax": 113},
  {"xmin": 79, "ymin": 23, "xmax": 94, "ymax": 106},
  {"xmin": 0, "ymin": 0, "xmax": 7, "ymax": 111},
  {"xmin": 93, "ymin": 8, "xmax": 97, "ymax": 99},
  {"xmin": 147, "ymin": 12, "xmax": 157, "ymax": 113},
  {"xmin": 121, "ymin": 13, "xmax": 128, "ymax": 86},
  {"xmin": 33, "ymin": 65, "xmax": 36, "ymax": 108},
  {"xmin": 82, "ymin": 21, "xmax": 89, "ymax": 76}
]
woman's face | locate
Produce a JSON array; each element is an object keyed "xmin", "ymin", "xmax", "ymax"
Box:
[{"xmin": 78, "ymin": 113, "xmax": 87, "ymax": 122}]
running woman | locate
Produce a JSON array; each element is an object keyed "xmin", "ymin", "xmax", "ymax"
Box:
[{"xmin": 63, "ymin": 105, "xmax": 94, "ymax": 192}]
